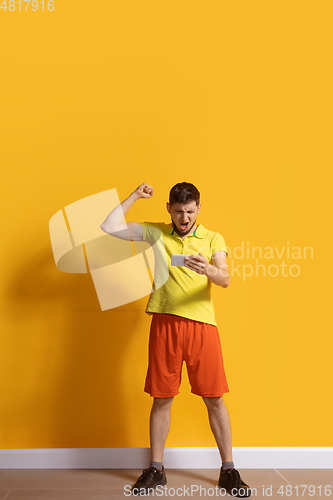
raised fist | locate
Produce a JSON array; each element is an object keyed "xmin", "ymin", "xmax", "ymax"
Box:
[{"xmin": 134, "ymin": 183, "xmax": 154, "ymax": 199}]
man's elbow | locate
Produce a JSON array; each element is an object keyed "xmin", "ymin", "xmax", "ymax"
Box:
[
  {"xmin": 100, "ymin": 223, "xmax": 112, "ymax": 234},
  {"xmin": 222, "ymin": 276, "xmax": 230, "ymax": 288}
]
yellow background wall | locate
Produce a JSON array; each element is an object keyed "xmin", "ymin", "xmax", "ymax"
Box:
[{"xmin": 0, "ymin": 1, "xmax": 332, "ymax": 449}]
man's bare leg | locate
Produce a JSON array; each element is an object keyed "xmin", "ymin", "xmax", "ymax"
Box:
[
  {"xmin": 150, "ymin": 396, "xmax": 174, "ymax": 463},
  {"xmin": 202, "ymin": 396, "xmax": 233, "ymax": 463}
]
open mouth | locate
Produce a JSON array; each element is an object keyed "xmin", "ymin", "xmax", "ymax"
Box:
[{"xmin": 180, "ymin": 222, "xmax": 189, "ymax": 230}]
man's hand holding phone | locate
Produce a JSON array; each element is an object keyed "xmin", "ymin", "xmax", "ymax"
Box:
[
  {"xmin": 172, "ymin": 253, "xmax": 210, "ymax": 276},
  {"xmin": 184, "ymin": 253, "xmax": 210, "ymax": 275}
]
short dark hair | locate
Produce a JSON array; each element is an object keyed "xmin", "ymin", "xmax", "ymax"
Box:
[{"xmin": 169, "ymin": 182, "xmax": 200, "ymax": 206}]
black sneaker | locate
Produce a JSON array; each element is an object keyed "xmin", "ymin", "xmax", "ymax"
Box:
[
  {"xmin": 219, "ymin": 467, "xmax": 251, "ymax": 497},
  {"xmin": 131, "ymin": 466, "xmax": 167, "ymax": 496}
]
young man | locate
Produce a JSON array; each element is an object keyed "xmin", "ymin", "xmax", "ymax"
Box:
[{"xmin": 100, "ymin": 182, "xmax": 251, "ymax": 498}]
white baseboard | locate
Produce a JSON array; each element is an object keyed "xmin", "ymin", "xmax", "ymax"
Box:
[{"xmin": 1, "ymin": 447, "xmax": 333, "ymax": 469}]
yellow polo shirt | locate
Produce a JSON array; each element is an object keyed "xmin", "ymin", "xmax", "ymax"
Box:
[{"xmin": 141, "ymin": 222, "xmax": 228, "ymax": 326}]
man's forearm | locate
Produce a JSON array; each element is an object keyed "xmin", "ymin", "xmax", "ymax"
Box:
[
  {"xmin": 100, "ymin": 191, "xmax": 140, "ymax": 233},
  {"xmin": 206, "ymin": 264, "xmax": 230, "ymax": 288}
]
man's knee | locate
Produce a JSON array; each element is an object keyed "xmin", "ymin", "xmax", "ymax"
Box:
[
  {"xmin": 153, "ymin": 396, "xmax": 174, "ymax": 408},
  {"xmin": 202, "ymin": 395, "xmax": 224, "ymax": 409}
]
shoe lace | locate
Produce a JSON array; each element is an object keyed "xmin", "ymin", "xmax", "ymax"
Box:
[
  {"xmin": 138, "ymin": 467, "xmax": 159, "ymax": 482},
  {"xmin": 228, "ymin": 468, "xmax": 241, "ymax": 487}
]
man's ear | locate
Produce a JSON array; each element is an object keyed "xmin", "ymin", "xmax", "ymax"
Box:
[
  {"xmin": 166, "ymin": 202, "xmax": 171, "ymax": 214},
  {"xmin": 197, "ymin": 203, "xmax": 201, "ymax": 214}
]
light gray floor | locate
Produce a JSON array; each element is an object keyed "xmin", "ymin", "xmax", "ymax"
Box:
[{"xmin": 0, "ymin": 469, "xmax": 332, "ymax": 499}]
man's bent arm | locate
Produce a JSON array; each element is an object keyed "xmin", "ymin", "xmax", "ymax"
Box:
[
  {"xmin": 100, "ymin": 183, "xmax": 153, "ymax": 241},
  {"xmin": 207, "ymin": 251, "xmax": 230, "ymax": 288},
  {"xmin": 206, "ymin": 263, "xmax": 230, "ymax": 288}
]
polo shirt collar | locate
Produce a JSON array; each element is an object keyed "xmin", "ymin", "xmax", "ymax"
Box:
[{"xmin": 168, "ymin": 223, "xmax": 206, "ymax": 239}]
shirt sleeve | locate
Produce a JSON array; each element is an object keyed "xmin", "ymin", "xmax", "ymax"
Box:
[
  {"xmin": 141, "ymin": 222, "xmax": 151, "ymax": 243},
  {"xmin": 141, "ymin": 222, "xmax": 163, "ymax": 245},
  {"xmin": 211, "ymin": 232, "xmax": 229, "ymax": 257}
]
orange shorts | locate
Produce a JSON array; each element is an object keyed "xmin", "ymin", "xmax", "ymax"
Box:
[{"xmin": 144, "ymin": 313, "xmax": 229, "ymax": 398}]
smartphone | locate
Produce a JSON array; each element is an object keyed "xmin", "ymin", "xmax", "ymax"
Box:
[{"xmin": 171, "ymin": 254, "xmax": 192, "ymax": 266}]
